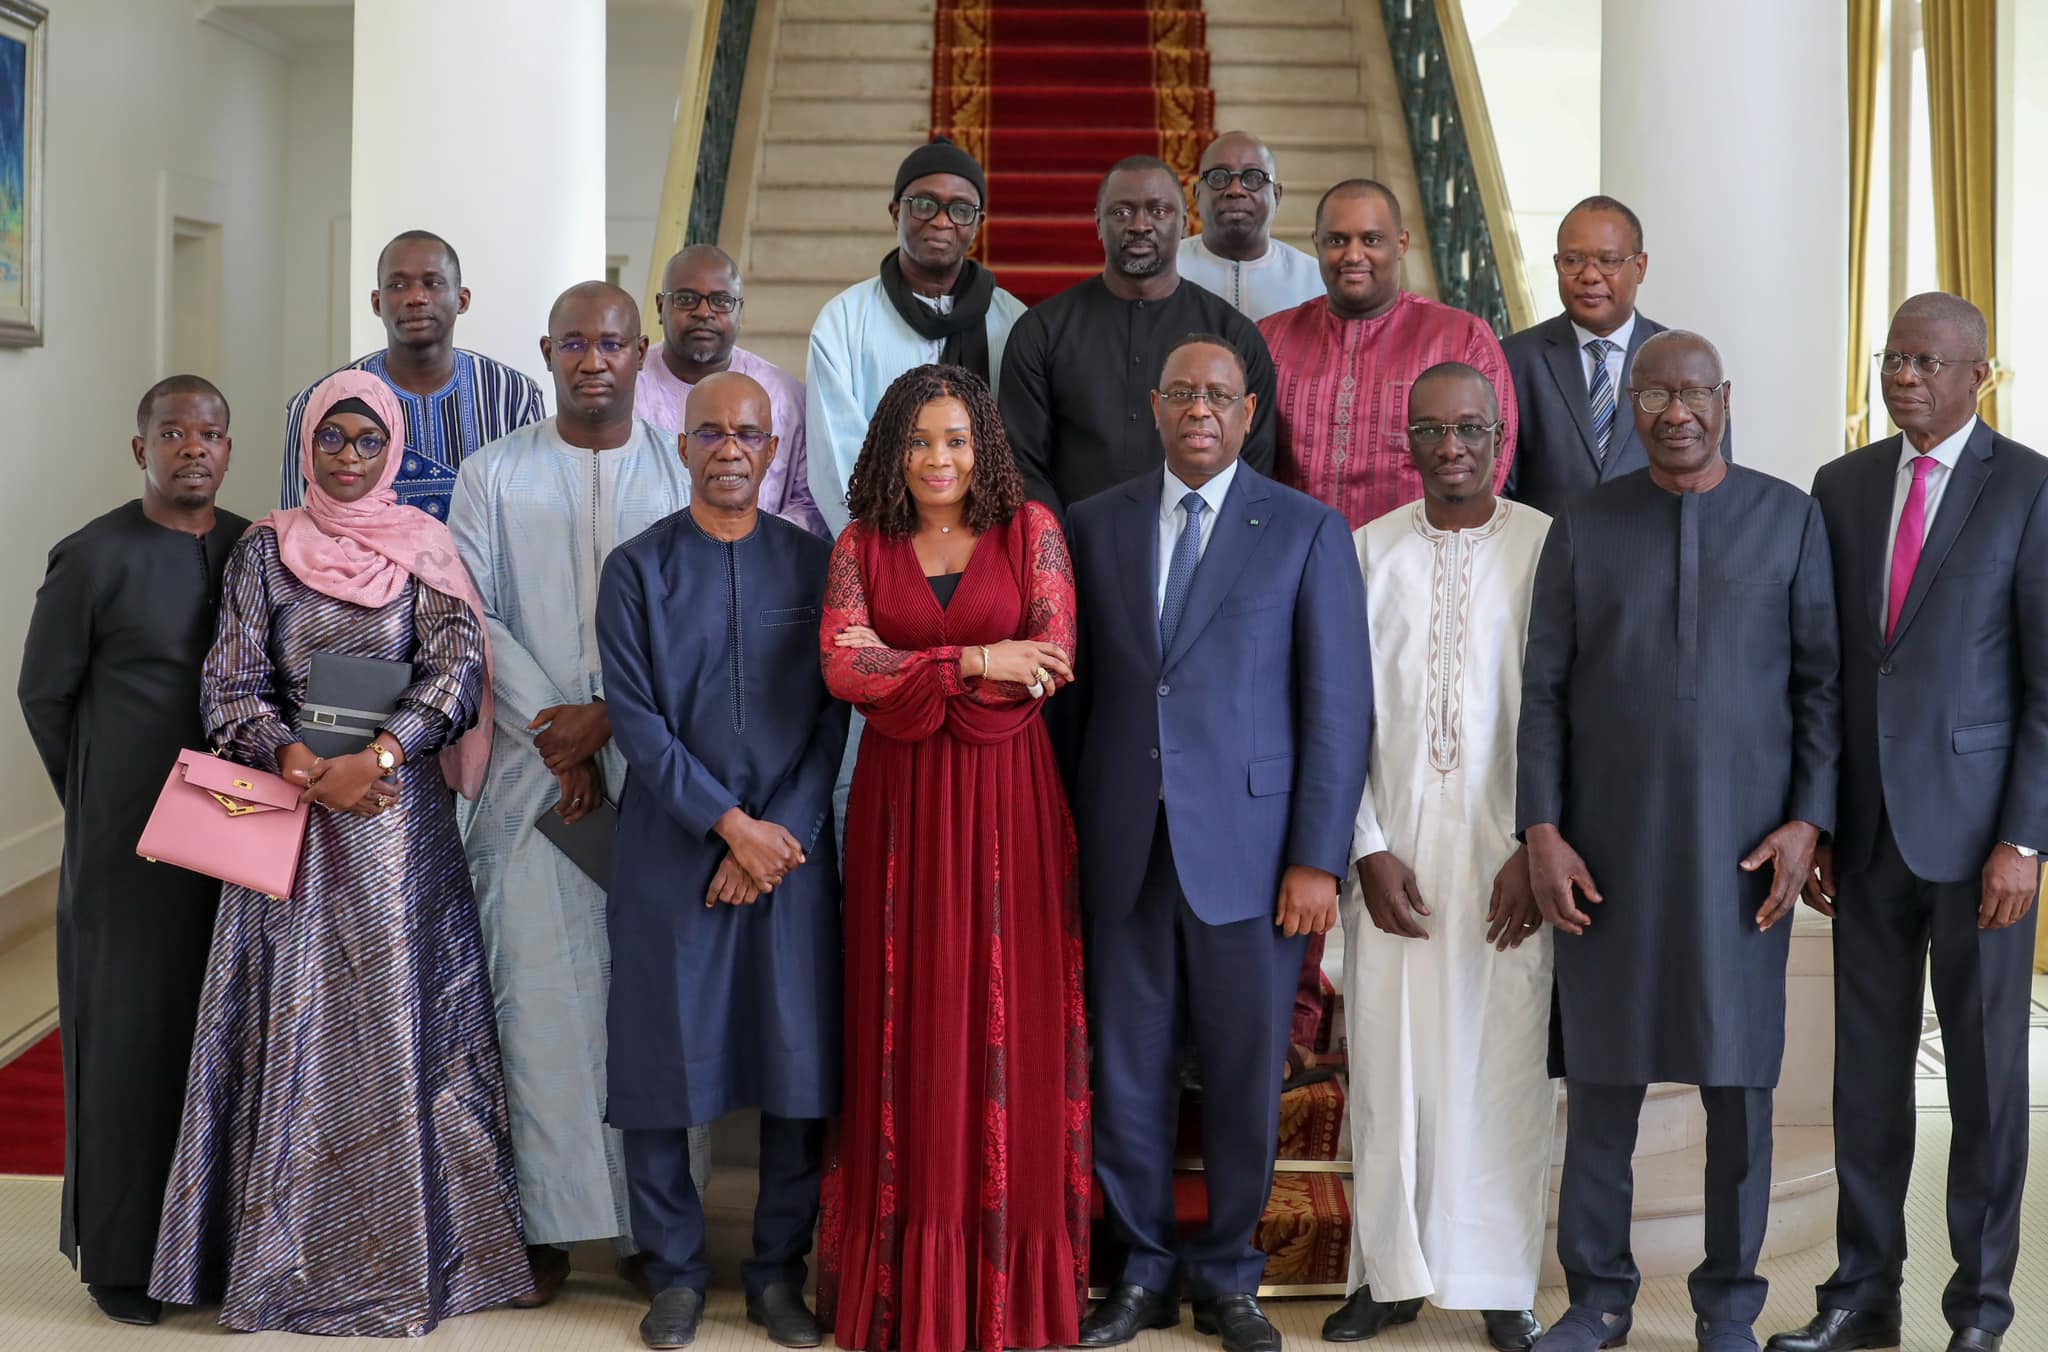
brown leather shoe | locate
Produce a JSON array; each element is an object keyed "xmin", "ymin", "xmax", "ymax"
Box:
[{"xmin": 510, "ymin": 1243, "xmax": 571, "ymax": 1308}]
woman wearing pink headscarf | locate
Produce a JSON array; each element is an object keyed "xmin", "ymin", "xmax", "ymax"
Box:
[{"xmin": 148, "ymin": 372, "xmax": 530, "ymax": 1336}]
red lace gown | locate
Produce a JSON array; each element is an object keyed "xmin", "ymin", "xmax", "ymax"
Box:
[{"xmin": 817, "ymin": 500, "xmax": 1089, "ymax": 1352}]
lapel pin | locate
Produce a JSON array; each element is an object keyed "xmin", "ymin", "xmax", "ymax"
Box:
[{"xmin": 1249, "ymin": 517, "xmax": 1260, "ymax": 526}]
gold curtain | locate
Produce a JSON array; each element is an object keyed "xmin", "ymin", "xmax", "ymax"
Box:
[
  {"xmin": 1845, "ymin": 0, "xmax": 1879, "ymax": 452},
  {"xmin": 1921, "ymin": 0, "xmax": 2000, "ymax": 430}
]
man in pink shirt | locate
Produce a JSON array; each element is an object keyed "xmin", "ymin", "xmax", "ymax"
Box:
[{"xmin": 636, "ymin": 245, "xmax": 827, "ymax": 537}]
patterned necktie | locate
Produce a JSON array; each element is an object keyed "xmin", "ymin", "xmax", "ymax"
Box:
[
  {"xmin": 1585, "ymin": 338, "xmax": 1618, "ymax": 461},
  {"xmin": 1886, "ymin": 454, "xmax": 1940, "ymax": 640},
  {"xmin": 1159, "ymin": 491, "xmax": 1207, "ymax": 652}
]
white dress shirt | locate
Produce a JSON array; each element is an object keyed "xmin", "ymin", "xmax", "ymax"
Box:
[
  {"xmin": 1156, "ymin": 458, "xmax": 1241, "ymax": 614},
  {"xmin": 1570, "ymin": 311, "xmax": 1636, "ymax": 393},
  {"xmin": 1882, "ymin": 415, "xmax": 1976, "ymax": 582}
]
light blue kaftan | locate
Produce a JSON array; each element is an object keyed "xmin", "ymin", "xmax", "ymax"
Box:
[{"xmin": 448, "ymin": 416, "xmax": 702, "ymax": 1245}]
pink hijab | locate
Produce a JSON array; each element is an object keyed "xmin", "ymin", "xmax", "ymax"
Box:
[{"xmin": 252, "ymin": 371, "xmax": 493, "ymax": 798}]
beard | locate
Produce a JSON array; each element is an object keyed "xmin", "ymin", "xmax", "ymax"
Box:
[{"xmin": 1113, "ymin": 246, "xmax": 1166, "ymax": 277}]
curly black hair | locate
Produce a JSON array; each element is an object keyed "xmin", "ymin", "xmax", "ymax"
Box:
[{"xmin": 844, "ymin": 364, "xmax": 1027, "ymax": 538}]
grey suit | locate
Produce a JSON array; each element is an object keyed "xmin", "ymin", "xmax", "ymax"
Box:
[
  {"xmin": 1502, "ymin": 311, "xmax": 1731, "ymax": 517},
  {"xmin": 1808, "ymin": 421, "xmax": 2048, "ymax": 1336}
]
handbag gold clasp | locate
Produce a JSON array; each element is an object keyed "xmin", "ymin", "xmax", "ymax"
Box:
[{"xmin": 209, "ymin": 791, "xmax": 260, "ymax": 818}]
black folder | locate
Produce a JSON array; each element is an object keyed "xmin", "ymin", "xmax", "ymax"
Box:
[
  {"xmin": 536, "ymin": 798, "xmax": 618, "ymax": 891},
  {"xmin": 301, "ymin": 653, "xmax": 414, "ymax": 758}
]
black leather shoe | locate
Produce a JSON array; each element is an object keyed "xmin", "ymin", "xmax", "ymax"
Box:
[
  {"xmin": 1194, "ymin": 1293, "xmax": 1282, "ymax": 1352},
  {"xmin": 1320, "ymin": 1287, "xmax": 1422, "ymax": 1341},
  {"xmin": 1696, "ymin": 1318, "xmax": 1760, "ymax": 1352},
  {"xmin": 641, "ymin": 1286, "xmax": 705, "ymax": 1349},
  {"xmin": 88, "ymin": 1284, "xmax": 161, "ymax": 1326},
  {"xmin": 1079, "ymin": 1283, "xmax": 1180, "ymax": 1346},
  {"xmin": 1484, "ymin": 1308, "xmax": 1545, "ymax": 1351},
  {"xmin": 746, "ymin": 1281, "xmax": 822, "ymax": 1348},
  {"xmin": 1946, "ymin": 1332, "xmax": 2001, "ymax": 1352},
  {"xmin": 1763, "ymin": 1309, "xmax": 1902, "ymax": 1351}
]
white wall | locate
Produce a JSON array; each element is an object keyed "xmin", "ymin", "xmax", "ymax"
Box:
[
  {"xmin": 1468, "ymin": 0, "xmax": 1600, "ymax": 322},
  {"xmin": 279, "ymin": 44, "xmax": 353, "ymax": 405},
  {"xmin": 608, "ymin": 3, "xmax": 695, "ymax": 306},
  {"xmin": 0, "ymin": 0, "xmax": 288, "ymax": 897},
  {"xmin": 2003, "ymin": 0, "xmax": 2046, "ymax": 447}
]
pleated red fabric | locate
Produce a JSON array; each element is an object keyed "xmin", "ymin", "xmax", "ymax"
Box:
[{"xmin": 817, "ymin": 502, "xmax": 1090, "ymax": 1352}]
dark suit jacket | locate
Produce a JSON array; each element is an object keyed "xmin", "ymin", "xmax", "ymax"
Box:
[
  {"xmin": 1811, "ymin": 421, "xmax": 2048, "ymax": 882},
  {"xmin": 1502, "ymin": 311, "xmax": 1732, "ymax": 517},
  {"xmin": 1066, "ymin": 462, "xmax": 1372, "ymax": 925}
]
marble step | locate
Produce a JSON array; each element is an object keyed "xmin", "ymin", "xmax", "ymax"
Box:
[
  {"xmin": 759, "ymin": 136, "xmax": 1375, "ymax": 194},
  {"xmin": 775, "ymin": 56, "xmax": 931, "ymax": 98},
  {"xmin": 767, "ymin": 95, "xmax": 932, "ymax": 142},
  {"xmin": 1209, "ymin": 18, "xmax": 1357, "ymax": 61},
  {"xmin": 745, "ymin": 227, "xmax": 904, "ymax": 282},
  {"xmin": 782, "ymin": 18, "xmax": 931, "ymax": 59}
]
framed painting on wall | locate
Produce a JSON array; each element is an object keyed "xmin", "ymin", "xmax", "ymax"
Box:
[{"xmin": 0, "ymin": 0, "xmax": 47, "ymax": 347}]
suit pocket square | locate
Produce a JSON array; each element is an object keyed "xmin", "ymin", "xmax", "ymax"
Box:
[
  {"xmin": 1248, "ymin": 754, "xmax": 1295, "ymax": 797},
  {"xmin": 1953, "ymin": 722, "xmax": 2012, "ymax": 755}
]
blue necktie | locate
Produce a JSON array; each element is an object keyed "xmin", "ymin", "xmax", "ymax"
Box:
[
  {"xmin": 1159, "ymin": 491, "xmax": 1206, "ymax": 652},
  {"xmin": 1586, "ymin": 338, "xmax": 1617, "ymax": 461}
]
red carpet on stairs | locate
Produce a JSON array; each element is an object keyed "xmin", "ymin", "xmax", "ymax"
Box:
[
  {"xmin": 932, "ymin": 0, "xmax": 1218, "ymax": 305},
  {"xmin": 0, "ymin": 1029, "xmax": 65, "ymax": 1176}
]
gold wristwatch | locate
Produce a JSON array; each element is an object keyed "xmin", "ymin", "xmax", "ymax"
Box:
[{"xmin": 368, "ymin": 741, "xmax": 397, "ymax": 773}]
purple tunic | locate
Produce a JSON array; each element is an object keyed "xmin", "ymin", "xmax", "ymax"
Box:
[{"xmin": 149, "ymin": 527, "xmax": 528, "ymax": 1336}]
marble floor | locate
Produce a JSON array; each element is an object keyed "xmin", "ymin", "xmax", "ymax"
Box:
[{"xmin": 1, "ymin": 924, "xmax": 2043, "ymax": 1351}]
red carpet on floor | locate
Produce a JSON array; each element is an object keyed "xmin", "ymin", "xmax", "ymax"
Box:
[
  {"xmin": 0, "ymin": 1029, "xmax": 65, "ymax": 1176},
  {"xmin": 933, "ymin": 1, "xmax": 1218, "ymax": 305}
]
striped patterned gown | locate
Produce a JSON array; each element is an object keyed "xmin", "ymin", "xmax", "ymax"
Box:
[
  {"xmin": 149, "ymin": 527, "xmax": 528, "ymax": 1337},
  {"xmin": 280, "ymin": 349, "xmax": 547, "ymax": 519}
]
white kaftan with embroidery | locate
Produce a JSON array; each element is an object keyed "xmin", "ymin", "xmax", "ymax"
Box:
[{"xmin": 1340, "ymin": 496, "xmax": 1557, "ymax": 1309}]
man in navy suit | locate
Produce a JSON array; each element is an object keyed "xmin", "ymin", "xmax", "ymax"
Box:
[
  {"xmin": 1067, "ymin": 333, "xmax": 1371, "ymax": 1352},
  {"xmin": 1502, "ymin": 195, "xmax": 1727, "ymax": 515},
  {"xmin": 1770, "ymin": 293, "xmax": 2047, "ymax": 1352}
]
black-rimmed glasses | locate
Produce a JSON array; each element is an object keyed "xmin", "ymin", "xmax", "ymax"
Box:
[
  {"xmin": 1199, "ymin": 167, "xmax": 1276, "ymax": 194},
  {"xmin": 900, "ymin": 194, "xmax": 984, "ymax": 227}
]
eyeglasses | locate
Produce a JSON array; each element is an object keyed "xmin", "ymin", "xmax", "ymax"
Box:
[
  {"xmin": 686, "ymin": 428, "xmax": 771, "ymax": 452},
  {"xmin": 1876, "ymin": 350, "xmax": 1980, "ymax": 378},
  {"xmin": 552, "ymin": 336, "xmax": 632, "ymax": 356},
  {"xmin": 1156, "ymin": 387, "xmax": 1248, "ymax": 409},
  {"xmin": 663, "ymin": 289, "xmax": 742, "ymax": 315},
  {"xmin": 899, "ymin": 194, "xmax": 984, "ymax": 227},
  {"xmin": 1407, "ymin": 420, "xmax": 1502, "ymax": 448},
  {"xmin": 1553, "ymin": 252, "xmax": 1644, "ymax": 277},
  {"xmin": 313, "ymin": 424, "xmax": 389, "ymax": 459},
  {"xmin": 1628, "ymin": 382, "xmax": 1728, "ymax": 414},
  {"xmin": 1199, "ymin": 167, "xmax": 1275, "ymax": 194}
]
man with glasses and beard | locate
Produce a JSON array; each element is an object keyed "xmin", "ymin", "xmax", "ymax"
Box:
[
  {"xmin": 1517, "ymin": 331, "xmax": 1839, "ymax": 1352},
  {"xmin": 1000, "ymin": 155, "xmax": 1276, "ymax": 514},
  {"xmin": 1258, "ymin": 180, "xmax": 1516, "ymax": 531},
  {"xmin": 1175, "ymin": 131, "xmax": 1322, "ymax": 321},
  {"xmin": 806, "ymin": 137, "xmax": 1027, "ymax": 535},
  {"xmin": 635, "ymin": 244, "xmax": 826, "ymax": 536}
]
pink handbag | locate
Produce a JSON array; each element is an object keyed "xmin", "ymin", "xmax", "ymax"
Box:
[{"xmin": 136, "ymin": 750, "xmax": 311, "ymax": 900}]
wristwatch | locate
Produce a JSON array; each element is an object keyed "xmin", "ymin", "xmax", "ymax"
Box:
[
  {"xmin": 367, "ymin": 741, "xmax": 397, "ymax": 773},
  {"xmin": 2004, "ymin": 841, "xmax": 2039, "ymax": 859}
]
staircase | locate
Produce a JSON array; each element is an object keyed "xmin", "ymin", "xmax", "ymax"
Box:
[{"xmin": 722, "ymin": 0, "xmax": 1430, "ymax": 376}]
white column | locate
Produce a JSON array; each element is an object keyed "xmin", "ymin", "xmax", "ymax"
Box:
[
  {"xmin": 350, "ymin": 0, "xmax": 609, "ymax": 407},
  {"xmin": 1600, "ymin": 0, "xmax": 1848, "ymax": 491}
]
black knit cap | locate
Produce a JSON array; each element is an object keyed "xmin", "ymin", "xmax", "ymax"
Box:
[{"xmin": 893, "ymin": 135, "xmax": 987, "ymax": 205}]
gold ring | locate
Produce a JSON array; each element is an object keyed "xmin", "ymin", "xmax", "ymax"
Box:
[{"xmin": 1033, "ymin": 666, "xmax": 1052, "ymax": 685}]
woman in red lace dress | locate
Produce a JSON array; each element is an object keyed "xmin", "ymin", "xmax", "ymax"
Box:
[{"xmin": 817, "ymin": 365, "xmax": 1088, "ymax": 1352}]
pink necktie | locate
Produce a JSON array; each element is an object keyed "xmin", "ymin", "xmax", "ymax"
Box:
[{"xmin": 1886, "ymin": 454, "xmax": 1940, "ymax": 640}]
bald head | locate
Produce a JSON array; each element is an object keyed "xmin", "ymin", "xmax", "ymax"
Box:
[
  {"xmin": 1635, "ymin": 329, "xmax": 1724, "ymax": 383},
  {"xmin": 1410, "ymin": 360, "xmax": 1499, "ymax": 421},
  {"xmin": 1196, "ymin": 131, "xmax": 1282, "ymax": 259},
  {"xmin": 549, "ymin": 280, "xmax": 639, "ymax": 337},
  {"xmin": 1315, "ymin": 178, "xmax": 1403, "ymax": 234},
  {"xmin": 543, "ymin": 281, "xmax": 648, "ymax": 429},
  {"xmin": 658, "ymin": 245, "xmax": 745, "ymax": 378},
  {"xmin": 682, "ymin": 371, "xmax": 778, "ymax": 518},
  {"xmin": 1892, "ymin": 291, "xmax": 1988, "ymax": 356}
]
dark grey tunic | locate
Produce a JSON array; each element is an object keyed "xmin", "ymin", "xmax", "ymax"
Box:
[
  {"xmin": 17, "ymin": 500, "xmax": 246, "ymax": 1284},
  {"xmin": 1517, "ymin": 465, "xmax": 1840, "ymax": 1087}
]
